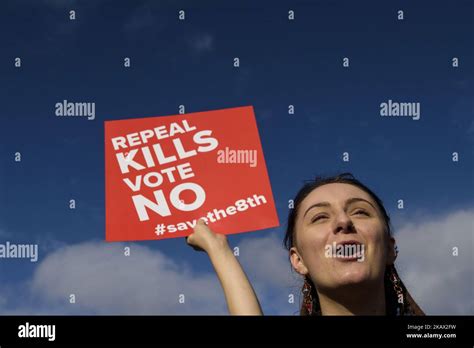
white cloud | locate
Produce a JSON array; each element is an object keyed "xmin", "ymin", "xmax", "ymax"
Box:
[
  {"xmin": 0, "ymin": 232, "xmax": 301, "ymax": 315},
  {"xmin": 235, "ymin": 208, "xmax": 474, "ymax": 315},
  {"xmin": 0, "ymin": 208, "xmax": 471, "ymax": 315},
  {"xmin": 236, "ymin": 231, "xmax": 302, "ymax": 315},
  {"xmin": 238, "ymin": 232, "xmax": 297, "ymax": 289},
  {"xmin": 394, "ymin": 209, "xmax": 474, "ymax": 314},
  {"xmin": 22, "ymin": 241, "xmax": 227, "ymax": 315}
]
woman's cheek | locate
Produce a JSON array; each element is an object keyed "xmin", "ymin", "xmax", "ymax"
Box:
[
  {"xmin": 366, "ymin": 229, "xmax": 386, "ymax": 273},
  {"xmin": 315, "ymin": 243, "xmax": 330, "ymax": 274},
  {"xmin": 302, "ymin": 229, "xmax": 328, "ymax": 272}
]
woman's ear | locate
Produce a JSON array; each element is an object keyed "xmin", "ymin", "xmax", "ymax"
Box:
[
  {"xmin": 386, "ymin": 236, "xmax": 397, "ymax": 265},
  {"xmin": 290, "ymin": 247, "xmax": 309, "ymax": 275}
]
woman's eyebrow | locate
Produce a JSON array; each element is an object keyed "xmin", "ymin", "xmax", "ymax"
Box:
[{"xmin": 303, "ymin": 197, "xmax": 377, "ymax": 218}]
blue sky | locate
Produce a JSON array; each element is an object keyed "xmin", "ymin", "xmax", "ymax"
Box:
[{"xmin": 0, "ymin": 0, "xmax": 472, "ymax": 315}]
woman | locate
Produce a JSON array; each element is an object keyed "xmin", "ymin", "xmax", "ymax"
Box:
[{"xmin": 186, "ymin": 173, "xmax": 424, "ymax": 315}]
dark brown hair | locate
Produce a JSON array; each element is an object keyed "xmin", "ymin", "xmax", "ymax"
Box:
[{"xmin": 283, "ymin": 172, "xmax": 424, "ymax": 315}]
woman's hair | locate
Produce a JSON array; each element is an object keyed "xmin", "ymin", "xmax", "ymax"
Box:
[{"xmin": 283, "ymin": 172, "xmax": 424, "ymax": 316}]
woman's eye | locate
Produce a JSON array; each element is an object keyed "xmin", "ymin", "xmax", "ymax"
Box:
[
  {"xmin": 354, "ymin": 210, "xmax": 369, "ymax": 216},
  {"xmin": 311, "ymin": 215, "xmax": 327, "ymax": 223}
]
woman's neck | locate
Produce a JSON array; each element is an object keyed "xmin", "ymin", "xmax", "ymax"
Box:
[{"xmin": 317, "ymin": 280, "xmax": 386, "ymax": 315}]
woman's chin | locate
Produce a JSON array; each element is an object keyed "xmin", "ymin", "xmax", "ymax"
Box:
[{"xmin": 334, "ymin": 267, "xmax": 371, "ymax": 286}]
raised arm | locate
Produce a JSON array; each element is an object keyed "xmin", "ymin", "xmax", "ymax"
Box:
[{"xmin": 186, "ymin": 219, "xmax": 263, "ymax": 315}]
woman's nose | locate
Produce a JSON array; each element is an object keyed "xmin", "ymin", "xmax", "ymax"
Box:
[{"xmin": 333, "ymin": 214, "xmax": 355, "ymax": 234}]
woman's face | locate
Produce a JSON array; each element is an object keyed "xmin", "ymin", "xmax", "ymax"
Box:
[{"xmin": 290, "ymin": 183, "xmax": 395, "ymax": 292}]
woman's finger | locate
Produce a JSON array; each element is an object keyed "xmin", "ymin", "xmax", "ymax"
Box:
[{"xmin": 185, "ymin": 236, "xmax": 205, "ymax": 252}]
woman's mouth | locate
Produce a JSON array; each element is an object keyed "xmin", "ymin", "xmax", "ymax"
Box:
[{"xmin": 325, "ymin": 241, "xmax": 365, "ymax": 262}]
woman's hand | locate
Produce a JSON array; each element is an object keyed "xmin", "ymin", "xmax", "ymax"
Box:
[{"xmin": 186, "ymin": 219, "xmax": 229, "ymax": 254}]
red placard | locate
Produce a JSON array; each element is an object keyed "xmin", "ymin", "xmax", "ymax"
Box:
[{"xmin": 105, "ymin": 106, "xmax": 280, "ymax": 242}]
